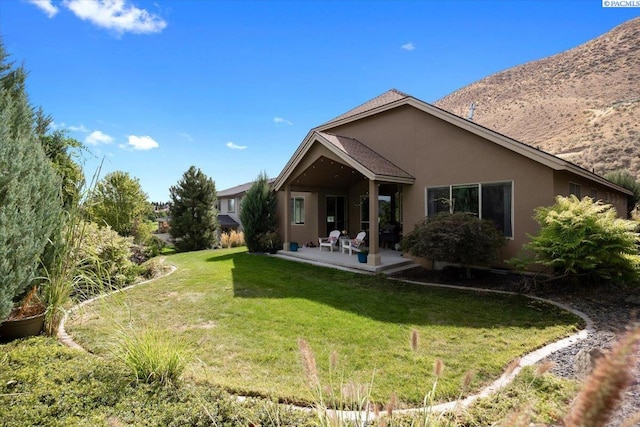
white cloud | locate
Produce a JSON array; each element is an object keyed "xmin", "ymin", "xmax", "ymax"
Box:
[
  {"xmin": 63, "ymin": 0, "xmax": 167, "ymax": 34},
  {"xmin": 68, "ymin": 124, "xmax": 89, "ymax": 132},
  {"xmin": 86, "ymin": 130, "xmax": 114, "ymax": 145},
  {"xmin": 401, "ymin": 42, "xmax": 415, "ymax": 51},
  {"xmin": 178, "ymin": 132, "xmax": 194, "ymax": 142},
  {"xmin": 127, "ymin": 135, "xmax": 159, "ymax": 150},
  {"xmin": 274, "ymin": 116, "xmax": 292, "ymax": 126},
  {"xmin": 226, "ymin": 142, "xmax": 247, "ymax": 150},
  {"xmin": 27, "ymin": 0, "xmax": 59, "ymax": 18}
]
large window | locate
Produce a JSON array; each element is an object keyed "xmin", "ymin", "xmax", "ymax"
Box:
[
  {"xmin": 227, "ymin": 198, "xmax": 236, "ymax": 213},
  {"xmin": 291, "ymin": 197, "xmax": 305, "ymax": 224},
  {"xmin": 426, "ymin": 182, "xmax": 513, "ymax": 237}
]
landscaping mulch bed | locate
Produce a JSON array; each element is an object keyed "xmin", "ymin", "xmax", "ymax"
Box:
[{"xmin": 390, "ymin": 266, "xmax": 640, "ymax": 427}]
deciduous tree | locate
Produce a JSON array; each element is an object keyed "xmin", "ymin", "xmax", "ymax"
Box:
[{"xmin": 86, "ymin": 171, "xmax": 151, "ymax": 238}]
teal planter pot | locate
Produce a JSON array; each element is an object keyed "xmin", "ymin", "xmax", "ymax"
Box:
[
  {"xmin": 357, "ymin": 252, "xmax": 368, "ymax": 263},
  {"xmin": 289, "ymin": 242, "xmax": 299, "ymax": 252}
]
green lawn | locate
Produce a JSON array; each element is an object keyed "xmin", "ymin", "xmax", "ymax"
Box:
[{"xmin": 67, "ymin": 247, "xmax": 582, "ymax": 408}]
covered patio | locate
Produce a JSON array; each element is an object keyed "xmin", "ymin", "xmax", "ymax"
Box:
[
  {"xmin": 273, "ymin": 131, "xmax": 415, "ymax": 269},
  {"xmin": 273, "ymin": 246, "xmax": 416, "ymax": 274}
]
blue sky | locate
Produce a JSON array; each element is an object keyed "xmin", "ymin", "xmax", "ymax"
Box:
[{"xmin": 1, "ymin": 0, "xmax": 638, "ymax": 202}]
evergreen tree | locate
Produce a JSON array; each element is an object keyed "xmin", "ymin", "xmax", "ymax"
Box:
[
  {"xmin": 35, "ymin": 108, "xmax": 85, "ymax": 209},
  {"xmin": 169, "ymin": 166, "xmax": 218, "ymax": 252},
  {"xmin": 604, "ymin": 169, "xmax": 640, "ymax": 217},
  {"xmin": 240, "ymin": 172, "xmax": 277, "ymax": 252},
  {"xmin": 86, "ymin": 171, "xmax": 151, "ymax": 237},
  {"xmin": 0, "ymin": 45, "xmax": 62, "ymax": 321}
]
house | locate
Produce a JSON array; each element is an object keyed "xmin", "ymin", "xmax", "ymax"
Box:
[
  {"xmin": 273, "ymin": 89, "xmax": 631, "ymax": 267},
  {"xmin": 217, "ymin": 178, "xmax": 276, "ymax": 232}
]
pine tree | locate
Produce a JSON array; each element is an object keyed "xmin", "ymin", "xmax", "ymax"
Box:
[
  {"xmin": 240, "ymin": 172, "xmax": 277, "ymax": 252},
  {"xmin": 0, "ymin": 45, "xmax": 62, "ymax": 321},
  {"xmin": 169, "ymin": 166, "xmax": 218, "ymax": 252}
]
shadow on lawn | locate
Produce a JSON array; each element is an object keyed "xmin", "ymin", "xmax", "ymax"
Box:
[{"xmin": 205, "ymin": 251, "xmax": 581, "ymax": 330}]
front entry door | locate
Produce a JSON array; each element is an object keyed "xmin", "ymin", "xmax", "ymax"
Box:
[{"xmin": 325, "ymin": 196, "xmax": 346, "ymax": 234}]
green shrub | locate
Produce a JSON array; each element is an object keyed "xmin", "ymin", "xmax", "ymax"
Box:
[
  {"xmin": 0, "ymin": 337, "xmax": 314, "ymax": 426},
  {"xmin": 401, "ymin": 212, "xmax": 506, "ymax": 277},
  {"xmin": 257, "ymin": 231, "xmax": 282, "ymax": 252},
  {"xmin": 74, "ymin": 220, "xmax": 139, "ymax": 299},
  {"xmin": 523, "ymin": 195, "xmax": 640, "ymax": 284}
]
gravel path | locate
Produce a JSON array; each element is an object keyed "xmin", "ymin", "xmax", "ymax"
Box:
[
  {"xmin": 535, "ymin": 288, "xmax": 640, "ymax": 427},
  {"xmin": 391, "ymin": 268, "xmax": 640, "ymax": 426}
]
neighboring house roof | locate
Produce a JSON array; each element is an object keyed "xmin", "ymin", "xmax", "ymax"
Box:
[
  {"xmin": 275, "ymin": 89, "xmax": 631, "ymax": 196},
  {"xmin": 218, "ymin": 178, "xmax": 276, "ymax": 198},
  {"xmin": 218, "ymin": 215, "xmax": 240, "ymax": 228}
]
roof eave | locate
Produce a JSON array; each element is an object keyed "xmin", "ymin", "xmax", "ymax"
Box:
[{"xmin": 316, "ymin": 95, "xmax": 631, "ymax": 196}]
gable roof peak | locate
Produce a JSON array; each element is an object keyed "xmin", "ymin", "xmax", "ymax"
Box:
[{"xmin": 321, "ymin": 89, "xmax": 412, "ymax": 126}]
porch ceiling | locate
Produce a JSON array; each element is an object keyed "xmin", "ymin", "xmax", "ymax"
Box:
[{"xmin": 290, "ymin": 156, "xmax": 364, "ymax": 190}]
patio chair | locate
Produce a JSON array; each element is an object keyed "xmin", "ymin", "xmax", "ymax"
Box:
[
  {"xmin": 318, "ymin": 230, "xmax": 341, "ymax": 252},
  {"xmin": 341, "ymin": 231, "xmax": 366, "ymax": 255}
]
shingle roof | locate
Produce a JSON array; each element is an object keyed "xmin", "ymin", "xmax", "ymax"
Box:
[
  {"xmin": 318, "ymin": 132, "xmax": 413, "ymax": 179},
  {"xmin": 217, "ymin": 215, "xmax": 240, "ymax": 228},
  {"xmin": 321, "ymin": 89, "xmax": 410, "ymax": 126},
  {"xmin": 218, "ymin": 178, "xmax": 275, "ymax": 197}
]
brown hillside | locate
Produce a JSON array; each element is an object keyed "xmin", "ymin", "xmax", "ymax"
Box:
[{"xmin": 435, "ymin": 17, "xmax": 640, "ymax": 180}]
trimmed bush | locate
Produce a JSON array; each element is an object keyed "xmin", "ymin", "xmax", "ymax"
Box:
[
  {"xmin": 523, "ymin": 195, "xmax": 640, "ymax": 284},
  {"xmin": 402, "ymin": 212, "xmax": 506, "ymax": 277}
]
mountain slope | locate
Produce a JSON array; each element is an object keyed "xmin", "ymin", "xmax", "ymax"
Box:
[{"xmin": 435, "ymin": 17, "xmax": 640, "ymax": 179}]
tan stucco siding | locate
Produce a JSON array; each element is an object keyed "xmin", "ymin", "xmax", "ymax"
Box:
[
  {"xmin": 553, "ymin": 171, "xmax": 628, "ymax": 215},
  {"xmin": 327, "ymin": 106, "xmax": 559, "ymax": 260},
  {"xmin": 276, "ymin": 191, "xmax": 319, "ymax": 245}
]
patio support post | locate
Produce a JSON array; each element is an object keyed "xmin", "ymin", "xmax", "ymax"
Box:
[
  {"xmin": 283, "ymin": 184, "xmax": 291, "ymax": 251},
  {"xmin": 368, "ymin": 179, "xmax": 381, "ymax": 266}
]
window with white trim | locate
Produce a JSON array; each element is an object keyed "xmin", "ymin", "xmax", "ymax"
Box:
[
  {"xmin": 426, "ymin": 182, "xmax": 513, "ymax": 237},
  {"xmin": 291, "ymin": 197, "xmax": 305, "ymax": 224},
  {"xmin": 228, "ymin": 198, "xmax": 236, "ymax": 213}
]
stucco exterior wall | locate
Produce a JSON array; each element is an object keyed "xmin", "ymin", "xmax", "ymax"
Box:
[
  {"xmin": 276, "ymin": 191, "xmax": 319, "ymax": 246},
  {"xmin": 326, "ymin": 106, "xmax": 586, "ymax": 261}
]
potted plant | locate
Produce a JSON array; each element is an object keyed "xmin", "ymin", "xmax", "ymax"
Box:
[
  {"xmin": 289, "ymin": 241, "xmax": 299, "ymax": 252},
  {"xmin": 357, "ymin": 247, "xmax": 369, "ymax": 263},
  {"xmin": 0, "ymin": 286, "xmax": 46, "ymax": 341}
]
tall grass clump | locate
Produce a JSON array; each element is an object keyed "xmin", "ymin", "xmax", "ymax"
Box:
[
  {"xmin": 220, "ymin": 230, "xmax": 245, "ymax": 248},
  {"xmin": 113, "ymin": 325, "xmax": 191, "ymax": 386},
  {"xmin": 298, "ymin": 338, "xmax": 375, "ymax": 427}
]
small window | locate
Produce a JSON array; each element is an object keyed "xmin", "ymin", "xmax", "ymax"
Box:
[
  {"xmin": 228, "ymin": 198, "xmax": 236, "ymax": 213},
  {"xmin": 569, "ymin": 183, "xmax": 582, "ymax": 198},
  {"xmin": 291, "ymin": 197, "xmax": 304, "ymax": 224},
  {"xmin": 216, "ymin": 200, "xmax": 221, "ymax": 211},
  {"xmin": 590, "ymin": 189, "xmax": 598, "ymax": 200}
]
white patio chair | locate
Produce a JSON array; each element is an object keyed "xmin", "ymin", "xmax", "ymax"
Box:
[
  {"xmin": 318, "ymin": 230, "xmax": 341, "ymax": 252},
  {"xmin": 341, "ymin": 231, "xmax": 367, "ymax": 255}
]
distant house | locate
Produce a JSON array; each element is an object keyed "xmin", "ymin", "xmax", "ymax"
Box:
[
  {"xmin": 273, "ymin": 89, "xmax": 631, "ymax": 268},
  {"xmin": 217, "ymin": 179, "xmax": 276, "ymax": 232}
]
